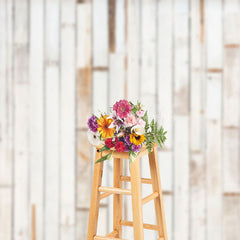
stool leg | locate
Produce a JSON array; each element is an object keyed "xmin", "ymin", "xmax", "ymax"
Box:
[
  {"xmin": 149, "ymin": 147, "xmax": 168, "ymax": 240},
  {"xmin": 87, "ymin": 150, "xmax": 104, "ymax": 240},
  {"xmin": 130, "ymin": 157, "xmax": 144, "ymax": 240},
  {"xmin": 113, "ymin": 158, "xmax": 123, "ymax": 238}
]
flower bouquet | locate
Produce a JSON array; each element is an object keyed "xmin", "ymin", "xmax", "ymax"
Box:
[{"xmin": 87, "ymin": 100, "xmax": 167, "ymax": 163}]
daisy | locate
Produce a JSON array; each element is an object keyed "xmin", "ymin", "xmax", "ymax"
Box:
[
  {"xmin": 87, "ymin": 130, "xmax": 102, "ymax": 145},
  {"xmin": 97, "ymin": 115, "xmax": 115, "ymax": 139}
]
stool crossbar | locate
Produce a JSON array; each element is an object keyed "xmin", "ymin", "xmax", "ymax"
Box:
[{"xmin": 87, "ymin": 145, "xmax": 168, "ymax": 240}]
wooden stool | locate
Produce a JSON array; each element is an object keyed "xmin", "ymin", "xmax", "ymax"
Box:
[{"xmin": 87, "ymin": 145, "xmax": 168, "ymax": 240}]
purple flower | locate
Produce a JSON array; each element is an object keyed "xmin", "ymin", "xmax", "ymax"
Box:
[
  {"xmin": 112, "ymin": 115, "xmax": 124, "ymax": 127},
  {"xmin": 131, "ymin": 144, "xmax": 141, "ymax": 152},
  {"xmin": 125, "ymin": 135, "xmax": 131, "ymax": 146},
  {"xmin": 88, "ymin": 115, "xmax": 99, "ymax": 132},
  {"xmin": 124, "ymin": 145, "xmax": 130, "ymax": 152}
]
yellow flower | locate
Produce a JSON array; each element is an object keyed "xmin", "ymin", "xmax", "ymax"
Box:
[
  {"xmin": 129, "ymin": 133, "xmax": 146, "ymax": 145},
  {"xmin": 97, "ymin": 115, "xmax": 115, "ymax": 139}
]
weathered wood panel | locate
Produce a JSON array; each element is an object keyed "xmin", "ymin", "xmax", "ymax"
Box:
[
  {"xmin": 173, "ymin": 1, "xmax": 190, "ymax": 240},
  {"xmin": 0, "ymin": 1, "xmax": 239, "ymax": 240},
  {"xmin": 76, "ymin": 1, "xmax": 93, "ymax": 239},
  {"xmin": 223, "ymin": 0, "xmax": 240, "ymax": 194},
  {"xmin": 157, "ymin": 1, "xmax": 173, "ymax": 239},
  {"xmin": 205, "ymin": 1, "xmax": 223, "ymax": 240},
  {"xmin": 13, "ymin": 0, "xmax": 30, "ymax": 239},
  {"xmin": 141, "ymin": 1, "xmax": 157, "ymax": 239},
  {"xmin": 0, "ymin": 2, "xmax": 12, "ymax": 240},
  {"xmin": 29, "ymin": 1, "xmax": 44, "ymax": 240},
  {"xmin": 190, "ymin": 1, "xmax": 206, "ymax": 240},
  {"xmin": 45, "ymin": 1, "xmax": 60, "ymax": 240},
  {"xmin": 223, "ymin": 195, "xmax": 240, "ymax": 240},
  {"xmin": 60, "ymin": 1, "xmax": 76, "ymax": 240}
]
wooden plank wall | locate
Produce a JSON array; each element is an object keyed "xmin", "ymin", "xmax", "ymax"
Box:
[{"xmin": 0, "ymin": 0, "xmax": 240, "ymax": 240}]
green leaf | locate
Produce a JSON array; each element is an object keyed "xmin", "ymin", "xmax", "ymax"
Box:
[
  {"xmin": 98, "ymin": 145, "xmax": 110, "ymax": 152},
  {"xmin": 95, "ymin": 152, "xmax": 113, "ymax": 164},
  {"xmin": 129, "ymin": 151, "xmax": 137, "ymax": 163}
]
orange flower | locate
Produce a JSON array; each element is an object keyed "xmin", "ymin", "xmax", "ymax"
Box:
[{"xmin": 97, "ymin": 115, "xmax": 115, "ymax": 139}]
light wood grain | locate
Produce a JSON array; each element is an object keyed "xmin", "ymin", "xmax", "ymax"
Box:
[
  {"xmin": 130, "ymin": 156, "xmax": 144, "ymax": 240},
  {"xmin": 99, "ymin": 186, "xmax": 131, "ymax": 195},
  {"xmin": 142, "ymin": 192, "xmax": 159, "ymax": 205},
  {"xmin": 13, "ymin": 0, "xmax": 30, "ymax": 239},
  {"xmin": 60, "ymin": 1, "xmax": 76, "ymax": 239},
  {"xmin": 120, "ymin": 220, "xmax": 159, "ymax": 231},
  {"xmin": 205, "ymin": 1, "xmax": 223, "ymax": 240},
  {"xmin": 29, "ymin": 1, "xmax": 44, "ymax": 240},
  {"xmin": 149, "ymin": 147, "xmax": 168, "ymax": 240},
  {"xmin": 173, "ymin": 1, "xmax": 190, "ymax": 240},
  {"xmin": 113, "ymin": 158, "xmax": 123, "ymax": 237},
  {"xmin": 0, "ymin": 1, "xmax": 240, "ymax": 240},
  {"xmin": 87, "ymin": 151, "xmax": 104, "ymax": 240},
  {"xmin": 45, "ymin": 1, "xmax": 60, "ymax": 240},
  {"xmin": 0, "ymin": 189, "xmax": 11, "ymax": 240}
]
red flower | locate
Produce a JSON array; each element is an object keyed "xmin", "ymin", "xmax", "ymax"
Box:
[
  {"xmin": 105, "ymin": 138, "xmax": 115, "ymax": 148},
  {"xmin": 115, "ymin": 141, "xmax": 125, "ymax": 152}
]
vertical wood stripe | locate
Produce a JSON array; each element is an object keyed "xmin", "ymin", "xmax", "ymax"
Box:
[
  {"xmin": 29, "ymin": 0, "xmax": 44, "ymax": 240},
  {"xmin": 60, "ymin": 1, "xmax": 76, "ymax": 240},
  {"xmin": 45, "ymin": 1, "xmax": 60, "ymax": 240}
]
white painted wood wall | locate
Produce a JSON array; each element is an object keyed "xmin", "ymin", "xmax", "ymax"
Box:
[{"xmin": 0, "ymin": 0, "xmax": 240, "ymax": 240}]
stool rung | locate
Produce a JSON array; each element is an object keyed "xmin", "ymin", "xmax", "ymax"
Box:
[
  {"xmin": 142, "ymin": 192, "xmax": 159, "ymax": 205},
  {"xmin": 94, "ymin": 236, "xmax": 126, "ymax": 240},
  {"xmin": 120, "ymin": 220, "xmax": 159, "ymax": 231},
  {"xmin": 120, "ymin": 175, "xmax": 153, "ymax": 184},
  {"xmin": 106, "ymin": 230, "xmax": 117, "ymax": 237},
  {"xmin": 100, "ymin": 192, "xmax": 112, "ymax": 200},
  {"xmin": 99, "ymin": 186, "xmax": 131, "ymax": 195}
]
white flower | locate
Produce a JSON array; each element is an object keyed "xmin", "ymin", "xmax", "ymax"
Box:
[
  {"xmin": 131, "ymin": 125, "xmax": 145, "ymax": 135},
  {"xmin": 87, "ymin": 130, "xmax": 102, "ymax": 145}
]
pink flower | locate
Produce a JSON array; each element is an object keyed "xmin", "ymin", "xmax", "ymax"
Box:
[
  {"xmin": 113, "ymin": 100, "xmax": 132, "ymax": 119},
  {"xmin": 125, "ymin": 113, "xmax": 137, "ymax": 126},
  {"xmin": 136, "ymin": 110, "xmax": 145, "ymax": 117},
  {"xmin": 137, "ymin": 118, "xmax": 146, "ymax": 127}
]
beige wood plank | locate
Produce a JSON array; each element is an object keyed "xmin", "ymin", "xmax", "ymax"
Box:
[
  {"xmin": 60, "ymin": 1, "xmax": 76, "ymax": 239},
  {"xmin": 223, "ymin": 195, "xmax": 240, "ymax": 240},
  {"xmin": 0, "ymin": 189, "xmax": 12, "ymax": 240},
  {"xmin": 157, "ymin": 0, "xmax": 173, "ymax": 150},
  {"xmin": 13, "ymin": 0, "xmax": 30, "ymax": 239},
  {"xmin": 29, "ymin": 1, "xmax": 44, "ymax": 240},
  {"xmin": 173, "ymin": 1, "xmax": 190, "ymax": 239},
  {"xmin": 77, "ymin": 2, "xmax": 92, "ymax": 129},
  {"xmin": 76, "ymin": 2, "xmax": 93, "ymax": 239},
  {"xmin": 93, "ymin": 0, "xmax": 108, "ymax": 67},
  {"xmin": 190, "ymin": 152, "xmax": 206, "ymax": 240},
  {"xmin": 45, "ymin": 1, "xmax": 60, "ymax": 239}
]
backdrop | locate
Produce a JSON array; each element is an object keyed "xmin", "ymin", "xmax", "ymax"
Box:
[{"xmin": 0, "ymin": 0, "xmax": 240, "ymax": 240}]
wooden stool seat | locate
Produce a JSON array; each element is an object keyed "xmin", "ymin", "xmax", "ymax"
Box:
[{"xmin": 87, "ymin": 145, "xmax": 168, "ymax": 240}]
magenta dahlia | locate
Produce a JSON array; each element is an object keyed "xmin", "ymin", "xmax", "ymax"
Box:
[{"xmin": 113, "ymin": 100, "xmax": 132, "ymax": 119}]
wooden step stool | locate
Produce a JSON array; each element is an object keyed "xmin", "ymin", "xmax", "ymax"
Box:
[{"xmin": 87, "ymin": 145, "xmax": 168, "ymax": 240}]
